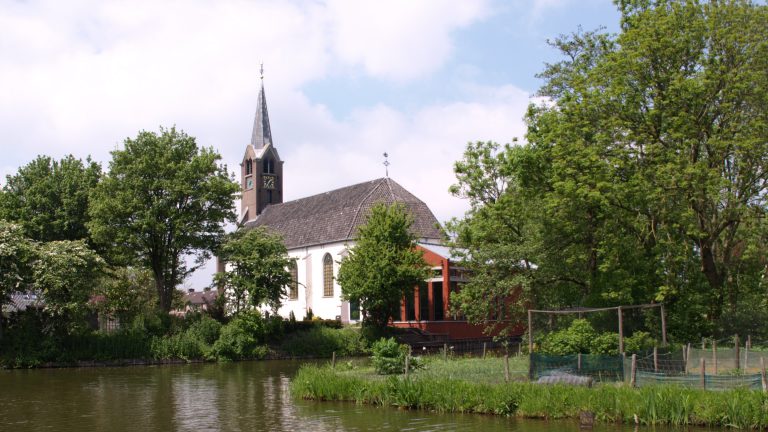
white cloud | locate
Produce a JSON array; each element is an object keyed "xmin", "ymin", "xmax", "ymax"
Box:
[
  {"xmin": 278, "ymin": 83, "xmax": 531, "ymax": 223},
  {"xmin": 326, "ymin": 0, "xmax": 490, "ymax": 81}
]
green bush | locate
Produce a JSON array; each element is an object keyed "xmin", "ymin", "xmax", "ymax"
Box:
[
  {"xmin": 280, "ymin": 327, "xmax": 367, "ymax": 357},
  {"xmin": 539, "ymin": 319, "xmax": 598, "ymax": 355},
  {"xmin": 282, "ymin": 318, "xmax": 342, "ymax": 334},
  {"xmin": 591, "ymin": 333, "xmax": 620, "ymax": 355},
  {"xmin": 211, "ymin": 311, "xmax": 267, "ymax": 361},
  {"xmin": 148, "ymin": 315, "xmax": 222, "ymax": 361},
  {"xmin": 371, "ymin": 337, "xmax": 422, "ymax": 374},
  {"xmin": 185, "ymin": 316, "xmax": 222, "ymax": 346},
  {"xmin": 539, "ymin": 319, "xmax": 656, "ymax": 355},
  {"xmin": 624, "ymin": 331, "xmax": 655, "ymax": 353}
]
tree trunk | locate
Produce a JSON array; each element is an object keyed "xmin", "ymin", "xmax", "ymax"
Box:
[
  {"xmin": 699, "ymin": 241, "xmax": 725, "ymax": 321},
  {"xmin": 155, "ymin": 275, "xmax": 171, "ymax": 312}
]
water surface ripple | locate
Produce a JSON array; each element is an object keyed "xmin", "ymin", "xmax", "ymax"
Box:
[{"xmin": 0, "ymin": 361, "xmax": 687, "ymax": 431}]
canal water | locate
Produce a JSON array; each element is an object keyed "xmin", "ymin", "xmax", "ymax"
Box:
[{"xmin": 1, "ymin": 361, "xmax": 683, "ymax": 431}]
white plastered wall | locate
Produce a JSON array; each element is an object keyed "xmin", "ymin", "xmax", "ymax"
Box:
[{"xmin": 274, "ymin": 241, "xmax": 359, "ymax": 323}]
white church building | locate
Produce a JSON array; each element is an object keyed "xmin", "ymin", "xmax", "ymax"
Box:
[{"xmin": 234, "ymin": 76, "xmax": 445, "ymax": 324}]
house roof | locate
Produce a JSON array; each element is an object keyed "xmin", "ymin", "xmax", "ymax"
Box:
[
  {"xmin": 418, "ymin": 243, "xmax": 466, "ymax": 261},
  {"xmin": 245, "ymin": 177, "xmax": 444, "ymax": 249},
  {"xmin": 184, "ymin": 290, "xmax": 218, "ymax": 306},
  {"xmin": 3, "ymin": 291, "xmax": 43, "ymax": 313}
]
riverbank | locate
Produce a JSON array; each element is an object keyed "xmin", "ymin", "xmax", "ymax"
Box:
[
  {"xmin": 0, "ymin": 313, "xmax": 370, "ymax": 368},
  {"xmin": 290, "ymin": 358, "xmax": 768, "ymax": 430}
]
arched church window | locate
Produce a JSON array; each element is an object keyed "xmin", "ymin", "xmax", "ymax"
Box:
[
  {"xmin": 288, "ymin": 261, "xmax": 298, "ymax": 300},
  {"xmin": 245, "ymin": 159, "xmax": 252, "ymax": 175},
  {"xmin": 323, "ymin": 253, "xmax": 334, "ymax": 297}
]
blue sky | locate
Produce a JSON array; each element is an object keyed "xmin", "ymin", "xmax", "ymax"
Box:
[
  {"xmin": 303, "ymin": 1, "xmax": 619, "ymax": 115},
  {"xmin": 0, "ymin": 0, "xmax": 622, "ymax": 289}
]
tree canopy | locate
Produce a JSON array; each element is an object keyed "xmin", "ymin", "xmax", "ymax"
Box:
[
  {"xmin": 0, "ymin": 155, "xmax": 101, "ymax": 243},
  {"xmin": 88, "ymin": 127, "xmax": 239, "ymax": 312},
  {"xmin": 338, "ymin": 203, "xmax": 428, "ymax": 328},
  {"xmin": 33, "ymin": 240, "xmax": 104, "ymax": 335},
  {"xmin": 0, "ymin": 220, "xmax": 36, "ymax": 338},
  {"xmin": 450, "ymin": 0, "xmax": 768, "ymax": 340},
  {"xmin": 215, "ymin": 227, "xmax": 293, "ymax": 314}
]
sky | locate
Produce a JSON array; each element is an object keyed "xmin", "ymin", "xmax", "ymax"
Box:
[{"xmin": 0, "ymin": 0, "xmax": 621, "ymax": 289}]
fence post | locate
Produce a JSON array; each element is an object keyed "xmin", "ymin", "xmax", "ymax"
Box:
[
  {"xmin": 748, "ymin": 335, "xmax": 752, "ymax": 350},
  {"xmin": 504, "ymin": 353, "xmax": 510, "ymax": 383},
  {"xmin": 653, "ymin": 347, "xmax": 658, "ymax": 373},
  {"xmin": 686, "ymin": 344, "xmax": 691, "ymax": 374},
  {"xmin": 701, "ymin": 337, "xmax": 706, "ymax": 350},
  {"xmin": 745, "ymin": 341, "xmax": 750, "ymax": 371},
  {"xmin": 528, "ymin": 309, "xmax": 533, "ymax": 354},
  {"xmin": 443, "ymin": 343, "xmax": 448, "ymax": 361},
  {"xmin": 660, "ymin": 303, "xmax": 667, "ymax": 346},
  {"xmin": 332, "ymin": 351, "xmax": 336, "ymax": 369},
  {"xmin": 618, "ymin": 306, "xmax": 624, "ymax": 354},
  {"xmin": 735, "ymin": 334, "xmax": 740, "ymax": 370},
  {"xmin": 761, "ymin": 357, "xmax": 767, "ymax": 393},
  {"xmin": 578, "ymin": 353, "xmax": 582, "ymax": 371},
  {"xmin": 700, "ymin": 358, "xmax": 706, "ymax": 390},
  {"xmin": 405, "ymin": 353, "xmax": 410, "ymax": 378},
  {"xmin": 483, "ymin": 342, "xmax": 487, "ymax": 359},
  {"xmin": 630, "ymin": 354, "xmax": 637, "ymax": 387},
  {"xmin": 712, "ymin": 340, "xmax": 717, "ymax": 375}
]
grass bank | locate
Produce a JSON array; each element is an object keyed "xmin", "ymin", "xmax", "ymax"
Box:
[
  {"xmin": 291, "ymin": 358, "xmax": 768, "ymax": 429},
  {"xmin": 0, "ymin": 311, "xmax": 370, "ymax": 368}
]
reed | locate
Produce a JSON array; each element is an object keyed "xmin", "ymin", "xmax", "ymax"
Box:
[{"xmin": 291, "ymin": 363, "xmax": 768, "ymax": 429}]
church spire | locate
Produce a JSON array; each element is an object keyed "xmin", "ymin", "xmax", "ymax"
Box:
[{"xmin": 250, "ymin": 63, "xmax": 273, "ymax": 149}]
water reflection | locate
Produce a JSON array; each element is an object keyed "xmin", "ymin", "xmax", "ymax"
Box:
[{"xmin": 0, "ymin": 362, "xmax": 690, "ymax": 432}]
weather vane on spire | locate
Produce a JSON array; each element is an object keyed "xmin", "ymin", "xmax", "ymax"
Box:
[
  {"xmin": 260, "ymin": 62, "xmax": 264, "ymax": 81},
  {"xmin": 383, "ymin": 152, "xmax": 390, "ymax": 177}
]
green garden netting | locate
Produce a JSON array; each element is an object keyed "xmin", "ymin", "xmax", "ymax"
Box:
[{"xmin": 530, "ymin": 353, "xmax": 624, "ymax": 382}]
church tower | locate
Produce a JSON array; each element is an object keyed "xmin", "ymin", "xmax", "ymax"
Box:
[{"xmin": 240, "ymin": 66, "xmax": 284, "ymax": 223}]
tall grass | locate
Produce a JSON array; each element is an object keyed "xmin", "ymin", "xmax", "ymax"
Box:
[{"xmin": 291, "ymin": 363, "xmax": 768, "ymax": 429}]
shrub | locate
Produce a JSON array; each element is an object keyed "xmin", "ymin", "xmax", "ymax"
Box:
[
  {"xmin": 624, "ymin": 331, "xmax": 655, "ymax": 353},
  {"xmin": 280, "ymin": 327, "xmax": 367, "ymax": 357},
  {"xmin": 185, "ymin": 316, "xmax": 222, "ymax": 346},
  {"xmin": 371, "ymin": 337, "xmax": 422, "ymax": 374},
  {"xmin": 539, "ymin": 319, "xmax": 598, "ymax": 355},
  {"xmin": 592, "ymin": 333, "xmax": 620, "ymax": 355},
  {"xmin": 211, "ymin": 311, "xmax": 267, "ymax": 361},
  {"xmin": 539, "ymin": 319, "xmax": 656, "ymax": 355}
]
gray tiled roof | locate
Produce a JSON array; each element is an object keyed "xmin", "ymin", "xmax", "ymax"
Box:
[
  {"xmin": 245, "ymin": 178, "xmax": 444, "ymax": 249},
  {"xmin": 3, "ymin": 291, "xmax": 43, "ymax": 313}
]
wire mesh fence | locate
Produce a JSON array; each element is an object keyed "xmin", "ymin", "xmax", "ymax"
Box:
[
  {"xmin": 407, "ymin": 337, "xmax": 522, "ymax": 357},
  {"xmin": 528, "ymin": 337, "xmax": 768, "ymax": 391},
  {"xmin": 530, "ymin": 353, "xmax": 625, "ymax": 382},
  {"xmin": 635, "ymin": 371, "xmax": 763, "ymax": 390}
]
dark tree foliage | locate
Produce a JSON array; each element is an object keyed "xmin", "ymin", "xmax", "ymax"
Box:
[
  {"xmin": 450, "ymin": 0, "xmax": 768, "ymax": 340},
  {"xmin": 0, "ymin": 155, "xmax": 101, "ymax": 243},
  {"xmin": 88, "ymin": 127, "xmax": 238, "ymax": 312},
  {"xmin": 215, "ymin": 227, "xmax": 293, "ymax": 314},
  {"xmin": 338, "ymin": 203, "xmax": 429, "ymax": 329}
]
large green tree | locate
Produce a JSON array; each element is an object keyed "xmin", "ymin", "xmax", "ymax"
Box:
[
  {"xmin": 450, "ymin": 0, "xmax": 768, "ymax": 340},
  {"xmin": 215, "ymin": 227, "xmax": 293, "ymax": 314},
  {"xmin": 0, "ymin": 155, "xmax": 101, "ymax": 243},
  {"xmin": 338, "ymin": 203, "xmax": 429, "ymax": 329},
  {"xmin": 88, "ymin": 127, "xmax": 238, "ymax": 312},
  {"xmin": 0, "ymin": 220, "xmax": 36, "ymax": 339}
]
